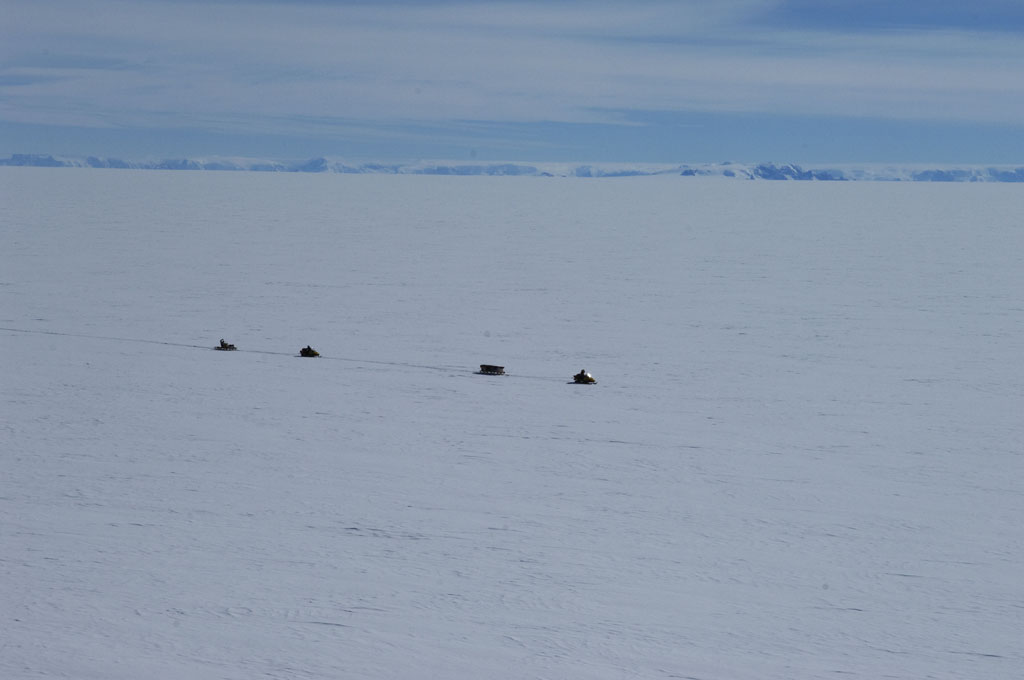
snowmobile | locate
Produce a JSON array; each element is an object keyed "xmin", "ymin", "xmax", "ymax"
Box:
[
  {"xmin": 299, "ymin": 345, "xmax": 320, "ymax": 358},
  {"xmin": 477, "ymin": 364, "xmax": 506, "ymax": 375},
  {"xmin": 215, "ymin": 339, "xmax": 237, "ymax": 351},
  {"xmin": 572, "ymin": 370, "xmax": 596, "ymax": 384}
]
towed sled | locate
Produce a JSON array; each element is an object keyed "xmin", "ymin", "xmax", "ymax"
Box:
[
  {"xmin": 477, "ymin": 364, "xmax": 506, "ymax": 375},
  {"xmin": 215, "ymin": 339, "xmax": 237, "ymax": 351},
  {"xmin": 299, "ymin": 345, "xmax": 320, "ymax": 358}
]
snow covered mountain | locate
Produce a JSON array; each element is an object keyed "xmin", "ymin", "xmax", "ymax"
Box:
[{"xmin": 4, "ymin": 152, "xmax": 1024, "ymax": 181}]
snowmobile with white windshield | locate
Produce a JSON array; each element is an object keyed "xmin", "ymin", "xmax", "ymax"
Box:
[{"xmin": 572, "ymin": 369, "xmax": 596, "ymax": 384}]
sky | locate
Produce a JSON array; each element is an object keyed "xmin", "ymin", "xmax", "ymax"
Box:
[{"xmin": 3, "ymin": 0, "xmax": 1024, "ymax": 164}]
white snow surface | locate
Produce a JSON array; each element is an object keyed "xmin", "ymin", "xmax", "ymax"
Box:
[{"xmin": 2, "ymin": 168, "xmax": 1022, "ymax": 679}]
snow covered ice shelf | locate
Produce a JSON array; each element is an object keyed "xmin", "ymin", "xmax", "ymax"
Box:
[{"xmin": 2, "ymin": 168, "xmax": 1023, "ymax": 679}]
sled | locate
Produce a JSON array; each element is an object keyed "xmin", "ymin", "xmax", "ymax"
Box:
[{"xmin": 477, "ymin": 364, "xmax": 505, "ymax": 375}]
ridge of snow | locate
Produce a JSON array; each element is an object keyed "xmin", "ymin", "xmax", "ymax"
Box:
[{"xmin": 4, "ymin": 153, "xmax": 1024, "ymax": 181}]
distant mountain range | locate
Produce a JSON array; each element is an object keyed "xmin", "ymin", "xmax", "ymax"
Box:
[{"xmin": 4, "ymin": 153, "xmax": 1024, "ymax": 182}]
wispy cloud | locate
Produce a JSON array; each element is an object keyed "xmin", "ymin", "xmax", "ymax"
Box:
[{"xmin": 3, "ymin": 0, "xmax": 1024, "ymax": 154}]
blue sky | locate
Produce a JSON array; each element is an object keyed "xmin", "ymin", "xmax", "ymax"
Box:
[{"xmin": 3, "ymin": 0, "xmax": 1024, "ymax": 163}]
